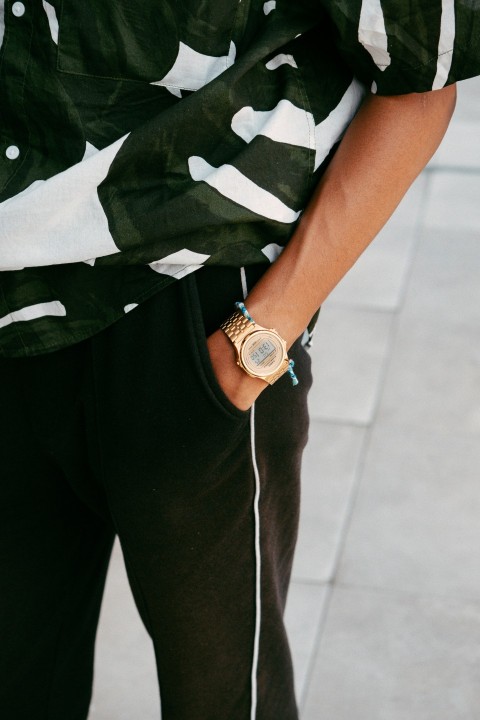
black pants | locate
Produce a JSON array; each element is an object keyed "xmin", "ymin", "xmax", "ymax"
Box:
[{"xmin": 0, "ymin": 266, "xmax": 312, "ymax": 720}]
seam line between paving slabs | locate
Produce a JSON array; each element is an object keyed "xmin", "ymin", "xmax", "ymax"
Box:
[
  {"xmin": 424, "ymin": 164, "xmax": 480, "ymax": 175},
  {"xmin": 329, "ymin": 579, "xmax": 480, "ymax": 606}
]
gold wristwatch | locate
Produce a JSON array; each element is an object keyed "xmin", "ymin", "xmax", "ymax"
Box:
[{"xmin": 220, "ymin": 305, "xmax": 291, "ymax": 385}]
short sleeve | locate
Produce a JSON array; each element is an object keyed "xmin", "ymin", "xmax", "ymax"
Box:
[{"xmin": 319, "ymin": 0, "xmax": 480, "ymax": 95}]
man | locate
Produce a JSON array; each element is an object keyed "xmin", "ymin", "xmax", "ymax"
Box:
[{"xmin": 0, "ymin": 1, "xmax": 478, "ymax": 718}]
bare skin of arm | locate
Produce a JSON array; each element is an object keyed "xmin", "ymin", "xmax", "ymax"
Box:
[{"xmin": 207, "ymin": 85, "xmax": 457, "ymax": 411}]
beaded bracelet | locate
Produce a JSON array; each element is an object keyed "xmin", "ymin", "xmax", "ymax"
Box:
[{"xmin": 235, "ymin": 301, "xmax": 299, "ymax": 386}]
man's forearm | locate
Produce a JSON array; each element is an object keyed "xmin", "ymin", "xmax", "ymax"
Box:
[{"xmin": 245, "ymin": 85, "xmax": 457, "ymax": 347}]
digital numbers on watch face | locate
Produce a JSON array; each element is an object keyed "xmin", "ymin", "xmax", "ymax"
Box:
[{"xmin": 241, "ymin": 331, "xmax": 285, "ymax": 376}]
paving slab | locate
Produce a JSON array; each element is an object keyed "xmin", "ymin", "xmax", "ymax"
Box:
[
  {"xmin": 428, "ymin": 119, "xmax": 480, "ymax": 169},
  {"xmin": 327, "ymin": 216, "xmax": 416, "ymax": 313},
  {"xmin": 376, "ymin": 313, "xmax": 480, "ymax": 436},
  {"xmin": 292, "ymin": 421, "xmax": 366, "ymax": 583},
  {"xmin": 422, "ymin": 171, "xmax": 480, "ymax": 232},
  {"xmin": 284, "ymin": 581, "xmax": 329, "ymax": 705},
  {"xmin": 308, "ymin": 306, "xmax": 394, "ymax": 424},
  {"xmin": 336, "ymin": 424, "xmax": 480, "ymax": 599},
  {"xmin": 402, "ymin": 227, "xmax": 480, "ymax": 328},
  {"xmin": 327, "ymin": 176, "xmax": 427, "ymax": 311},
  {"xmin": 89, "ymin": 540, "xmax": 160, "ymax": 720},
  {"xmin": 302, "ymin": 585, "xmax": 480, "ymax": 720}
]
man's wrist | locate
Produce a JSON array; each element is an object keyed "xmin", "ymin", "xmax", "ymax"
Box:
[{"xmin": 220, "ymin": 302, "xmax": 298, "ymax": 386}]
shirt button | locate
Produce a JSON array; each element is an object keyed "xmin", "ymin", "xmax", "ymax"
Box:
[
  {"xmin": 12, "ymin": 2, "xmax": 26, "ymax": 17},
  {"xmin": 6, "ymin": 145, "xmax": 20, "ymax": 160}
]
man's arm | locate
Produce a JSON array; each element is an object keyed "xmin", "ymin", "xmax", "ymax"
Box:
[{"xmin": 207, "ymin": 85, "xmax": 457, "ymax": 410}]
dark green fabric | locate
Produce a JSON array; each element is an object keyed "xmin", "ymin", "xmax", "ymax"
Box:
[{"xmin": 0, "ymin": 0, "xmax": 478, "ymax": 357}]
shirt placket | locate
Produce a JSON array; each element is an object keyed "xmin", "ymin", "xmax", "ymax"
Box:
[{"xmin": 0, "ymin": 0, "xmax": 33, "ymax": 194}]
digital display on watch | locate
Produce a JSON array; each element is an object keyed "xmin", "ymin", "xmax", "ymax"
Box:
[
  {"xmin": 249, "ymin": 339, "xmax": 276, "ymax": 366},
  {"xmin": 241, "ymin": 331, "xmax": 285, "ymax": 376}
]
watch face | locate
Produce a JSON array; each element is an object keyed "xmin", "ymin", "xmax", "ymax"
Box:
[{"xmin": 240, "ymin": 330, "xmax": 286, "ymax": 377}]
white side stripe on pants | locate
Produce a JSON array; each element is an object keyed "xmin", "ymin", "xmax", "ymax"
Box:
[
  {"xmin": 239, "ymin": 266, "xmax": 262, "ymax": 719},
  {"xmin": 249, "ymin": 403, "xmax": 262, "ymax": 720}
]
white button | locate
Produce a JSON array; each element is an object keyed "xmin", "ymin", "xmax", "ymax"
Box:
[
  {"xmin": 12, "ymin": 2, "xmax": 26, "ymax": 17},
  {"xmin": 6, "ymin": 145, "xmax": 20, "ymax": 160}
]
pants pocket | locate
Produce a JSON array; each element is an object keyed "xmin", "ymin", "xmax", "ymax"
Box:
[{"xmin": 181, "ymin": 270, "xmax": 251, "ymax": 421}]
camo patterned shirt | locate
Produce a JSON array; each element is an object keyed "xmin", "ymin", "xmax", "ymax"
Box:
[{"xmin": 0, "ymin": 0, "xmax": 478, "ymax": 356}]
